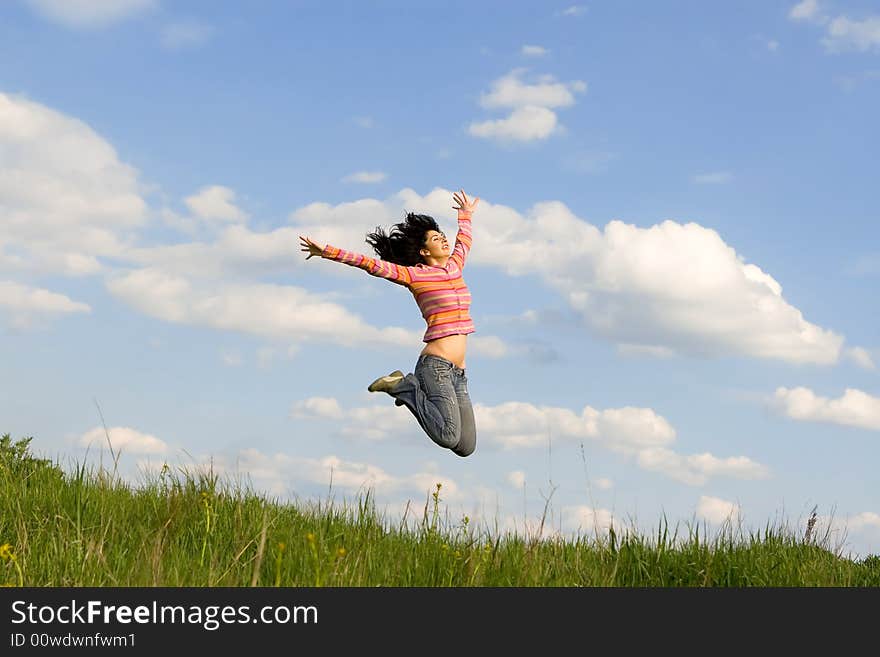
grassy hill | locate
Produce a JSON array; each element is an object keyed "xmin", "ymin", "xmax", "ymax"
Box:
[{"xmin": 2, "ymin": 432, "xmax": 878, "ymax": 586}]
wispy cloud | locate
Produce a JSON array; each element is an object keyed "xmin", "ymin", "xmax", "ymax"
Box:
[
  {"xmin": 789, "ymin": 0, "xmax": 825, "ymax": 23},
  {"xmin": 845, "ymin": 347, "xmax": 876, "ymax": 370},
  {"xmin": 693, "ymin": 171, "xmax": 733, "ymax": 184},
  {"xmin": 521, "ymin": 45, "xmax": 548, "ymax": 57},
  {"xmin": 160, "ymin": 21, "xmax": 215, "ymax": 50},
  {"xmin": 823, "ymin": 16, "xmax": 880, "ymax": 53},
  {"xmin": 559, "ymin": 5, "xmax": 587, "ymax": 17},
  {"xmin": 24, "ymin": 0, "xmax": 156, "ymax": 29},
  {"xmin": 342, "ymin": 171, "xmax": 388, "ymax": 184},
  {"xmin": 789, "ymin": 2, "xmax": 880, "ymax": 53}
]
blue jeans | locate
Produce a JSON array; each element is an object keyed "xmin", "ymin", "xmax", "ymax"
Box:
[{"xmin": 389, "ymin": 354, "xmax": 476, "ymax": 457}]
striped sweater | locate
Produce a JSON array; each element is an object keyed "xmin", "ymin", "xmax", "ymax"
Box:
[{"xmin": 321, "ymin": 209, "xmax": 474, "ymax": 342}]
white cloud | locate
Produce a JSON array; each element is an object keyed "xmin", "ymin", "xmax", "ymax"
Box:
[
  {"xmin": 617, "ymin": 344, "xmax": 676, "ymax": 359},
  {"xmin": 845, "ymin": 347, "xmax": 876, "ymax": 370},
  {"xmin": 846, "ymin": 511, "xmax": 880, "ymax": 531},
  {"xmin": 284, "ymin": 188, "xmax": 850, "ymax": 367},
  {"xmin": 636, "ymin": 449, "xmax": 768, "ymax": 486},
  {"xmin": 696, "ymin": 495, "xmax": 742, "ymax": 525},
  {"xmin": 353, "ymin": 116, "xmax": 374, "ymax": 128},
  {"xmin": 595, "ymin": 477, "xmax": 613, "ymax": 490},
  {"xmin": 479, "ymin": 69, "xmax": 586, "ymax": 110},
  {"xmin": 822, "ymin": 16, "xmax": 880, "ymax": 53},
  {"xmin": 789, "ymin": 2, "xmax": 880, "ymax": 53},
  {"xmin": 773, "ymin": 387, "xmax": 880, "ymax": 431},
  {"xmin": 24, "ymin": 0, "xmax": 156, "ymax": 28},
  {"xmin": 0, "ymin": 93, "xmax": 146, "ymax": 276},
  {"xmin": 521, "ymin": 45, "xmax": 548, "ymax": 57},
  {"xmin": 221, "ymin": 351, "xmax": 243, "ymax": 367},
  {"xmin": 342, "ymin": 171, "xmax": 388, "ymax": 184},
  {"xmin": 469, "ymin": 106, "xmax": 559, "ymax": 143},
  {"xmin": 561, "ymin": 505, "xmax": 618, "ymax": 534},
  {"xmin": 0, "ymin": 280, "xmax": 90, "ymax": 329},
  {"xmin": 212, "ymin": 448, "xmax": 461, "ymax": 501},
  {"xmin": 560, "ymin": 5, "xmax": 587, "ymax": 17},
  {"xmin": 470, "ymin": 69, "xmax": 586, "ymax": 144},
  {"xmin": 693, "ymin": 171, "xmax": 733, "ymax": 184},
  {"xmin": 789, "ymin": 0, "xmax": 824, "ymax": 23},
  {"xmin": 106, "ymin": 268, "xmax": 423, "ymax": 349},
  {"xmin": 160, "ymin": 21, "xmax": 214, "ymax": 50},
  {"xmin": 184, "ymin": 185, "xmax": 248, "ymax": 223},
  {"xmin": 291, "ymin": 397, "xmax": 343, "ymax": 420},
  {"xmin": 467, "ymin": 198, "xmax": 843, "ymax": 365},
  {"xmin": 123, "ymin": 224, "xmax": 301, "ymax": 279},
  {"xmin": 469, "ymin": 335, "xmax": 509, "ymax": 358},
  {"xmin": 293, "ymin": 393, "xmax": 767, "ymax": 485},
  {"xmin": 767, "ymin": 39, "xmax": 780, "ymax": 52},
  {"xmin": 78, "ymin": 426, "xmax": 169, "ymax": 455},
  {"xmin": 507, "ymin": 470, "xmax": 526, "ymax": 488}
]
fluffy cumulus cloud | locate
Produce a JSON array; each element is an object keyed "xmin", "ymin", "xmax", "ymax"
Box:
[
  {"xmin": 469, "ymin": 68, "xmax": 586, "ymax": 143},
  {"xmin": 291, "ymin": 394, "xmax": 768, "ymax": 485},
  {"xmin": 0, "ymin": 93, "xmax": 146, "ymax": 278},
  {"xmin": 772, "ymin": 387, "xmax": 880, "ymax": 431},
  {"xmin": 0, "ymin": 91, "xmax": 848, "ymax": 367},
  {"xmin": 696, "ymin": 495, "xmax": 742, "ymax": 525},
  {"xmin": 77, "ymin": 426, "xmax": 169, "ymax": 455},
  {"xmin": 24, "ymin": 0, "xmax": 156, "ymax": 28}
]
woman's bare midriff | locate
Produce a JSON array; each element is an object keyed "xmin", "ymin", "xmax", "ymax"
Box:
[{"xmin": 420, "ymin": 334, "xmax": 467, "ymax": 369}]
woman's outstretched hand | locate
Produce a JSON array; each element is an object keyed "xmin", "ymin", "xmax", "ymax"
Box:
[
  {"xmin": 452, "ymin": 189, "xmax": 479, "ymax": 214},
  {"xmin": 300, "ymin": 235, "xmax": 325, "ymax": 260}
]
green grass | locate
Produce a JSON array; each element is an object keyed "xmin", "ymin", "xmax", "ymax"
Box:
[{"xmin": 2, "ymin": 432, "xmax": 878, "ymax": 586}]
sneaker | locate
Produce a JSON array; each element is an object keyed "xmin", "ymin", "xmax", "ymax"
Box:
[{"xmin": 367, "ymin": 370, "xmax": 404, "ymax": 393}]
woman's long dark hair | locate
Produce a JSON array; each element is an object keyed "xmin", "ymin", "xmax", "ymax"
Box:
[{"xmin": 365, "ymin": 212, "xmax": 440, "ymax": 266}]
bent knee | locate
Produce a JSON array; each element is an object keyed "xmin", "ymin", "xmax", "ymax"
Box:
[{"xmin": 452, "ymin": 443, "xmax": 475, "ymax": 457}]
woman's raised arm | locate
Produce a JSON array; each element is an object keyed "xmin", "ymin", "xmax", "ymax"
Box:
[{"xmin": 300, "ymin": 234, "xmax": 411, "ymax": 285}]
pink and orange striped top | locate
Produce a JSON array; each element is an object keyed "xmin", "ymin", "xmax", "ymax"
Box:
[{"xmin": 321, "ymin": 210, "xmax": 474, "ymax": 342}]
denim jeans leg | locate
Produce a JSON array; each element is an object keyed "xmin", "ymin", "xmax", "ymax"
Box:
[
  {"xmin": 451, "ymin": 369, "xmax": 476, "ymax": 457},
  {"xmin": 389, "ymin": 355, "xmax": 461, "ymax": 451}
]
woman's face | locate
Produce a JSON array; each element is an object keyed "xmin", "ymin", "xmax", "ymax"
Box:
[{"xmin": 421, "ymin": 230, "xmax": 449, "ymax": 259}]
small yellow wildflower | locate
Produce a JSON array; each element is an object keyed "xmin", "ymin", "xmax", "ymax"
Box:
[
  {"xmin": 277, "ymin": 542, "xmax": 286, "ymax": 552},
  {"xmin": 0, "ymin": 543, "xmax": 13, "ymax": 561},
  {"xmin": 306, "ymin": 533, "xmax": 315, "ymax": 544},
  {"xmin": 336, "ymin": 547, "xmax": 346, "ymax": 558}
]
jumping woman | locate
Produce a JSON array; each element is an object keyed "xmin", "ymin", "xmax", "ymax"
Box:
[{"xmin": 299, "ymin": 189, "xmax": 480, "ymax": 457}]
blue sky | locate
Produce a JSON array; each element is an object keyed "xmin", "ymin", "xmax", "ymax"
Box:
[{"xmin": 2, "ymin": 0, "xmax": 878, "ymax": 558}]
